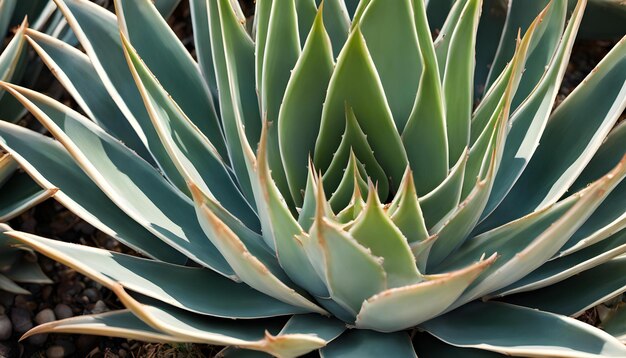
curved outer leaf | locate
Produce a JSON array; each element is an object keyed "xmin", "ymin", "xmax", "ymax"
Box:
[
  {"xmin": 452, "ymin": 156, "xmax": 626, "ymax": 306},
  {"xmin": 442, "ymin": 0, "xmax": 481, "ymax": 163},
  {"xmin": 6, "ymin": 231, "xmax": 307, "ymax": 318},
  {"xmin": 53, "ymin": 0, "xmax": 189, "ymax": 192},
  {"xmin": 483, "ymin": 5, "xmax": 625, "ymax": 229},
  {"xmin": 349, "ymin": 185, "xmax": 421, "ymax": 287},
  {"xmin": 501, "ymin": 255, "xmax": 626, "ymax": 317},
  {"xmin": 559, "ymin": 121, "xmax": 626, "ymax": 256},
  {"xmin": 212, "ymin": 0, "xmax": 261, "ymax": 202},
  {"xmin": 114, "ymin": 0, "xmax": 227, "ymax": 158},
  {"xmin": 315, "ymin": 27, "xmax": 408, "ymax": 190},
  {"xmin": 278, "ymin": 7, "xmax": 334, "ymax": 206},
  {"xmin": 0, "ymin": 121, "xmax": 185, "ymax": 264},
  {"xmin": 355, "ymin": 254, "xmax": 496, "ymax": 332},
  {"xmin": 25, "ymin": 29, "xmax": 152, "ymax": 163},
  {"xmin": 190, "ymin": 184, "xmax": 325, "ymax": 314},
  {"xmin": 422, "ymin": 301, "xmax": 626, "ymax": 357},
  {"xmin": 359, "ymin": 0, "xmax": 421, "ymax": 131},
  {"xmin": 0, "ymin": 19, "xmax": 27, "ymax": 105},
  {"xmin": 121, "ymin": 34, "xmax": 260, "ymax": 232},
  {"xmin": 402, "ymin": 0, "xmax": 448, "ymax": 195},
  {"xmin": 414, "ymin": 331, "xmax": 506, "ymax": 358},
  {"xmin": 320, "ymin": 330, "xmax": 417, "ymax": 358},
  {"xmin": 1, "ymin": 83, "xmax": 233, "ymax": 276}
]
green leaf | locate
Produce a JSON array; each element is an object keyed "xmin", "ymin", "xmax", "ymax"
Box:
[
  {"xmin": 441, "ymin": 0, "xmax": 481, "ymax": 163},
  {"xmin": 328, "ymin": 151, "xmax": 368, "ymax": 212},
  {"xmin": 349, "ymin": 184, "xmax": 420, "ymax": 287},
  {"xmin": 114, "ymin": 0, "xmax": 226, "ymax": 159},
  {"xmin": 359, "ymin": 0, "xmax": 421, "ymax": 131},
  {"xmin": 1, "ymin": 84, "xmax": 232, "ymax": 276},
  {"xmin": 121, "ymin": 34, "xmax": 260, "ymax": 232},
  {"xmin": 482, "ymin": 1, "xmax": 618, "ymax": 229},
  {"xmin": 321, "ymin": 330, "xmax": 417, "ymax": 358},
  {"xmin": 25, "ymin": 29, "xmax": 152, "ymax": 163},
  {"xmin": 55, "ymin": 0, "xmax": 189, "ymax": 193},
  {"xmin": 303, "ymin": 196, "xmax": 386, "ymax": 315},
  {"xmin": 355, "ymin": 255, "xmax": 495, "ymax": 332},
  {"xmin": 279, "ymin": 7, "xmax": 334, "ymax": 206},
  {"xmin": 7, "ymin": 231, "xmax": 307, "ymax": 318},
  {"xmin": 502, "ymin": 256, "xmax": 626, "ymax": 317},
  {"xmin": 0, "ymin": 171, "xmax": 52, "ymax": 221},
  {"xmin": 212, "ymin": 0, "xmax": 261, "ymax": 202},
  {"xmin": 602, "ymin": 303, "xmax": 626, "ymax": 343},
  {"xmin": 448, "ymin": 159, "xmax": 626, "ymax": 305},
  {"xmin": 419, "ymin": 149, "xmax": 467, "ymax": 229},
  {"xmin": 496, "ymin": 228, "xmax": 626, "ymax": 297},
  {"xmin": 473, "ymin": 0, "xmax": 508, "ymax": 99},
  {"xmin": 402, "ymin": 0, "xmax": 448, "ymax": 195},
  {"xmin": 315, "ymin": 27, "xmax": 408, "ymax": 190},
  {"xmin": 422, "ymin": 301, "xmax": 626, "ymax": 357},
  {"xmin": 189, "ymin": 0, "xmax": 218, "ymax": 100},
  {"xmin": 322, "ymin": 0, "xmax": 350, "ymax": 57},
  {"xmin": 295, "ymin": 0, "xmax": 317, "ymax": 45},
  {"xmin": 388, "ymin": 169, "xmax": 429, "ymax": 245},
  {"xmin": 321, "ymin": 107, "xmax": 388, "ymax": 203},
  {"xmin": 414, "ymin": 331, "xmax": 506, "ymax": 358},
  {"xmin": 0, "ymin": 121, "xmax": 185, "ymax": 264}
]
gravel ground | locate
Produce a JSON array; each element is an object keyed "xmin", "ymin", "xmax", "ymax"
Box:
[{"xmin": 0, "ymin": 1, "xmax": 623, "ymax": 357}]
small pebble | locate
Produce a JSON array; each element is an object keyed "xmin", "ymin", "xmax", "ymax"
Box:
[
  {"xmin": 35, "ymin": 308, "xmax": 56, "ymax": 325},
  {"xmin": 0, "ymin": 314, "xmax": 12, "ymax": 340},
  {"xmin": 118, "ymin": 348, "xmax": 128, "ymax": 358},
  {"xmin": 10, "ymin": 307, "xmax": 32, "ymax": 334},
  {"xmin": 46, "ymin": 345, "xmax": 66, "ymax": 358},
  {"xmin": 90, "ymin": 300, "xmax": 108, "ymax": 314},
  {"xmin": 54, "ymin": 304, "xmax": 73, "ymax": 320}
]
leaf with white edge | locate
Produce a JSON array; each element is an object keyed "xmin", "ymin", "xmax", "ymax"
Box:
[
  {"xmin": 452, "ymin": 157, "xmax": 626, "ymax": 305},
  {"xmin": 314, "ymin": 27, "xmax": 408, "ymax": 189},
  {"xmin": 0, "ymin": 121, "xmax": 185, "ymax": 264},
  {"xmin": 303, "ymin": 198, "xmax": 386, "ymax": 315},
  {"xmin": 432, "ymin": 0, "xmax": 464, "ymax": 72},
  {"xmin": 116, "ymin": 293, "xmax": 330, "ymax": 357},
  {"xmin": 213, "ymin": 0, "xmax": 261, "ymax": 202},
  {"xmin": 114, "ymin": 0, "xmax": 226, "ymax": 158},
  {"xmin": 414, "ymin": 331, "xmax": 506, "ymax": 358},
  {"xmin": 0, "ymin": 171, "xmax": 53, "ymax": 222},
  {"xmin": 473, "ymin": 0, "xmax": 508, "ymax": 100},
  {"xmin": 402, "ymin": 0, "xmax": 448, "ymax": 195},
  {"xmin": 494, "ymin": 229, "xmax": 626, "ymax": 297},
  {"xmin": 482, "ymin": 2, "xmax": 622, "ymax": 229},
  {"xmin": 442, "ymin": 0, "xmax": 481, "ymax": 163},
  {"xmin": 355, "ymin": 254, "xmax": 495, "ymax": 332},
  {"xmin": 121, "ymin": 34, "xmax": 260, "ymax": 232},
  {"xmin": 349, "ymin": 184, "xmax": 421, "ymax": 287},
  {"xmin": 359, "ymin": 0, "xmax": 421, "ymax": 131},
  {"xmin": 279, "ymin": 7, "xmax": 334, "ymax": 206},
  {"xmin": 21, "ymin": 309, "xmax": 186, "ymax": 343},
  {"xmin": 244, "ymin": 123, "xmax": 328, "ymax": 298},
  {"xmin": 558, "ymin": 121, "xmax": 626, "ymax": 256},
  {"xmin": 190, "ymin": 184, "xmax": 326, "ymax": 314},
  {"xmin": 419, "ymin": 149, "xmax": 467, "ymax": 228},
  {"xmin": 25, "ymin": 29, "xmax": 152, "ymax": 162},
  {"xmin": 0, "ymin": 19, "xmax": 27, "ymax": 84},
  {"xmin": 54, "ymin": 0, "xmax": 188, "ymax": 192},
  {"xmin": 320, "ymin": 329, "xmax": 417, "ymax": 358},
  {"xmin": 422, "ymin": 301, "xmax": 626, "ymax": 358},
  {"xmin": 501, "ymin": 256, "xmax": 626, "ymax": 317},
  {"xmin": 1, "ymin": 83, "xmax": 233, "ymax": 276},
  {"xmin": 279, "ymin": 314, "xmax": 345, "ymax": 342},
  {"xmin": 7, "ymin": 231, "xmax": 306, "ymax": 318}
]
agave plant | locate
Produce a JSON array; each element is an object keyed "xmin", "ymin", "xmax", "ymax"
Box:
[{"xmin": 0, "ymin": 0, "xmax": 624, "ymax": 356}]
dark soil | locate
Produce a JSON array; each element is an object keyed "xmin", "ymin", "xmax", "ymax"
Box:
[{"xmin": 0, "ymin": 1, "xmax": 623, "ymax": 357}]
